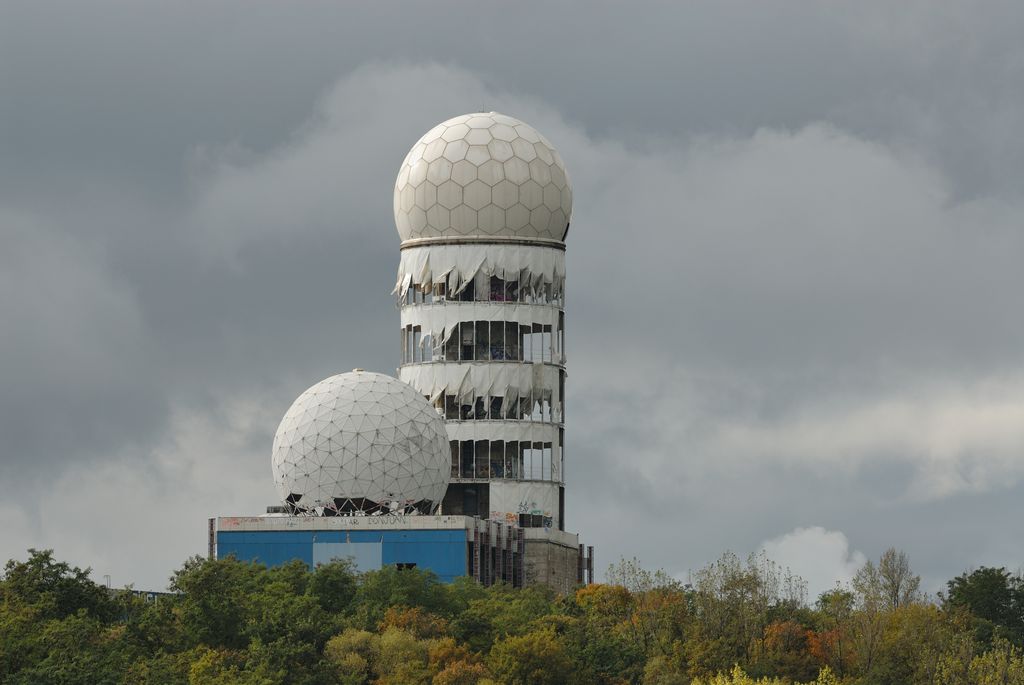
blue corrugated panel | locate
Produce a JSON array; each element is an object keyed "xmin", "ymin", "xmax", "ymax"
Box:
[
  {"xmin": 216, "ymin": 528, "xmax": 468, "ymax": 582},
  {"xmin": 382, "ymin": 531, "xmax": 467, "ymax": 582},
  {"xmin": 217, "ymin": 532, "xmax": 314, "ymax": 568}
]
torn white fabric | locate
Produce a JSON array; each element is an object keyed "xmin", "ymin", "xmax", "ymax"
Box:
[
  {"xmin": 394, "ymin": 243, "xmax": 566, "ymax": 298},
  {"xmin": 445, "ymin": 421, "xmax": 560, "ymax": 445},
  {"xmin": 399, "ymin": 362, "xmax": 561, "ymax": 412}
]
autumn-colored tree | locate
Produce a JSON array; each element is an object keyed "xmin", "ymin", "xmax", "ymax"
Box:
[
  {"xmin": 606, "ymin": 558, "xmax": 689, "ymax": 657},
  {"xmin": 684, "ymin": 551, "xmax": 807, "ymax": 678},
  {"xmin": 380, "ymin": 605, "xmax": 450, "ymax": 639},
  {"xmin": 749, "ymin": 620, "xmax": 819, "ymax": 681},
  {"xmin": 433, "ymin": 658, "xmax": 491, "ymax": 685},
  {"xmin": 809, "ymin": 588, "xmax": 855, "ymax": 678},
  {"xmin": 575, "ymin": 583, "xmax": 633, "ymax": 629}
]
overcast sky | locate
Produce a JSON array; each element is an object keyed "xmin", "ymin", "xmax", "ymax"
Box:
[{"xmin": 2, "ymin": 1, "xmax": 1023, "ymax": 598}]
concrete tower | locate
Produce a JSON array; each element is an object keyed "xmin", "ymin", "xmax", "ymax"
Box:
[{"xmin": 394, "ymin": 112, "xmax": 571, "ymax": 532}]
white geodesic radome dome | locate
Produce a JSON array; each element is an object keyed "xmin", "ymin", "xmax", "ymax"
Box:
[
  {"xmin": 271, "ymin": 371, "xmax": 450, "ymax": 515},
  {"xmin": 394, "ymin": 112, "xmax": 573, "ymax": 244}
]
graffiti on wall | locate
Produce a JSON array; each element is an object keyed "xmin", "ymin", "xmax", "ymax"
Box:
[{"xmin": 489, "ymin": 483, "xmax": 557, "ymax": 529}]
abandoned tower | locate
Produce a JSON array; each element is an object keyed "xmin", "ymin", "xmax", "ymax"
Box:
[{"xmin": 209, "ymin": 112, "xmax": 593, "ymax": 593}]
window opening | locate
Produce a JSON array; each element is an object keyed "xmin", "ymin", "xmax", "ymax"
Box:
[
  {"xmin": 403, "ymin": 278, "xmax": 564, "ymax": 305},
  {"xmin": 489, "ymin": 440, "xmax": 504, "ymax": 478},
  {"xmin": 460, "ymin": 441, "xmax": 475, "ymax": 478},
  {"xmin": 475, "ymin": 439, "xmax": 489, "ymax": 478},
  {"xmin": 475, "ymin": 320, "xmax": 489, "ymax": 360},
  {"xmin": 461, "ymin": 322, "xmax": 475, "ymax": 361}
]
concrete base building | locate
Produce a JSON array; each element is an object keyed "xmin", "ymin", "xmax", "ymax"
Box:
[{"xmin": 210, "ymin": 514, "xmax": 592, "ymax": 593}]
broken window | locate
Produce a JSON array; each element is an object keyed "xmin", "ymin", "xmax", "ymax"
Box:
[
  {"xmin": 402, "ymin": 276, "xmax": 562, "ymax": 305},
  {"xmin": 400, "ymin": 325, "xmax": 429, "ymax": 365},
  {"xmin": 448, "ymin": 439, "xmax": 556, "ymax": 482}
]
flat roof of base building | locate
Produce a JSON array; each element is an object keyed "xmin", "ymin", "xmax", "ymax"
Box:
[{"xmin": 212, "ymin": 514, "xmax": 580, "ymax": 548}]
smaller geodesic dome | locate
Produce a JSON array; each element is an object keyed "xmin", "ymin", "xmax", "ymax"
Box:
[{"xmin": 271, "ymin": 371, "xmax": 450, "ymax": 515}]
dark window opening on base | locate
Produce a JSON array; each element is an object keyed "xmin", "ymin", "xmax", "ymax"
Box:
[{"xmin": 519, "ymin": 513, "xmax": 553, "ymax": 529}]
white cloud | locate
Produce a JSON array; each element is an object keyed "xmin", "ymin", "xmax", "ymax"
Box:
[
  {"xmin": 711, "ymin": 378, "xmax": 1024, "ymax": 500},
  {"xmin": 186, "ymin": 64, "xmax": 510, "ymax": 260},
  {"xmin": 760, "ymin": 527, "xmax": 867, "ymax": 600},
  {"xmin": 0, "ymin": 397, "xmax": 278, "ymax": 590}
]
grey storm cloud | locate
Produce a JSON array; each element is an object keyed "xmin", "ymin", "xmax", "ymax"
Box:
[{"xmin": 1, "ymin": 0, "xmax": 1022, "ymax": 594}]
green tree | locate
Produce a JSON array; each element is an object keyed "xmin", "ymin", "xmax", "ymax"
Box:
[
  {"xmin": 862, "ymin": 603, "xmax": 975, "ymax": 685},
  {"xmin": 488, "ymin": 627, "xmax": 574, "ymax": 685},
  {"xmin": 689, "ymin": 664, "xmax": 840, "ymax": 685},
  {"xmin": 945, "ymin": 566, "xmax": 1024, "ymax": 647},
  {"xmin": 0, "ymin": 598, "xmax": 45, "ymax": 678},
  {"xmin": 967, "ymin": 638, "xmax": 1024, "ymax": 684},
  {"xmin": 809, "ymin": 588, "xmax": 854, "ymax": 678},
  {"xmin": 451, "ymin": 583, "xmax": 556, "ymax": 653},
  {"xmin": 851, "ymin": 556, "xmax": 887, "ymax": 675},
  {"xmin": 351, "ymin": 566, "xmax": 453, "ymax": 629},
  {"xmin": 243, "ymin": 562, "xmax": 335, "ymax": 648},
  {"xmin": 324, "ymin": 628, "xmax": 380, "ymax": 685},
  {"xmin": 1, "ymin": 548, "xmax": 117, "ymax": 621},
  {"xmin": 122, "ymin": 648, "xmax": 196, "ymax": 685},
  {"xmin": 6, "ymin": 611, "xmax": 129, "ymax": 685},
  {"xmin": 170, "ymin": 555, "xmax": 260, "ymax": 649},
  {"xmin": 186, "ymin": 645, "xmax": 283, "ymax": 685},
  {"xmin": 118, "ymin": 591, "xmax": 187, "ymax": 655},
  {"xmin": 878, "ymin": 548, "xmax": 923, "ymax": 609},
  {"xmin": 374, "ymin": 627, "xmax": 432, "ymax": 685},
  {"xmin": 642, "ymin": 654, "xmax": 689, "ymax": 685},
  {"xmin": 307, "ymin": 559, "xmax": 358, "ymax": 614}
]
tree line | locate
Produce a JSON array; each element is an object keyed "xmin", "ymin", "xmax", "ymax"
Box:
[{"xmin": 1, "ymin": 547, "xmax": 1022, "ymax": 684}]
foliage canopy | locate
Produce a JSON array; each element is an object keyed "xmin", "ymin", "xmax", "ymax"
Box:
[{"xmin": 1, "ymin": 547, "xmax": 1021, "ymax": 684}]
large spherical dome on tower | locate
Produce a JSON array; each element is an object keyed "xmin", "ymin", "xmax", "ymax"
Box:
[
  {"xmin": 394, "ymin": 112, "xmax": 572, "ymax": 244},
  {"xmin": 271, "ymin": 371, "xmax": 450, "ymax": 515}
]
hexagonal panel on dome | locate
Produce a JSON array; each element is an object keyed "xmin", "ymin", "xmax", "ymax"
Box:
[
  {"xmin": 394, "ymin": 112, "xmax": 572, "ymax": 243},
  {"xmin": 271, "ymin": 371, "xmax": 450, "ymax": 516}
]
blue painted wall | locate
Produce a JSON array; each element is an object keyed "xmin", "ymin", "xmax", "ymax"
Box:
[{"xmin": 216, "ymin": 529, "xmax": 468, "ymax": 583}]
